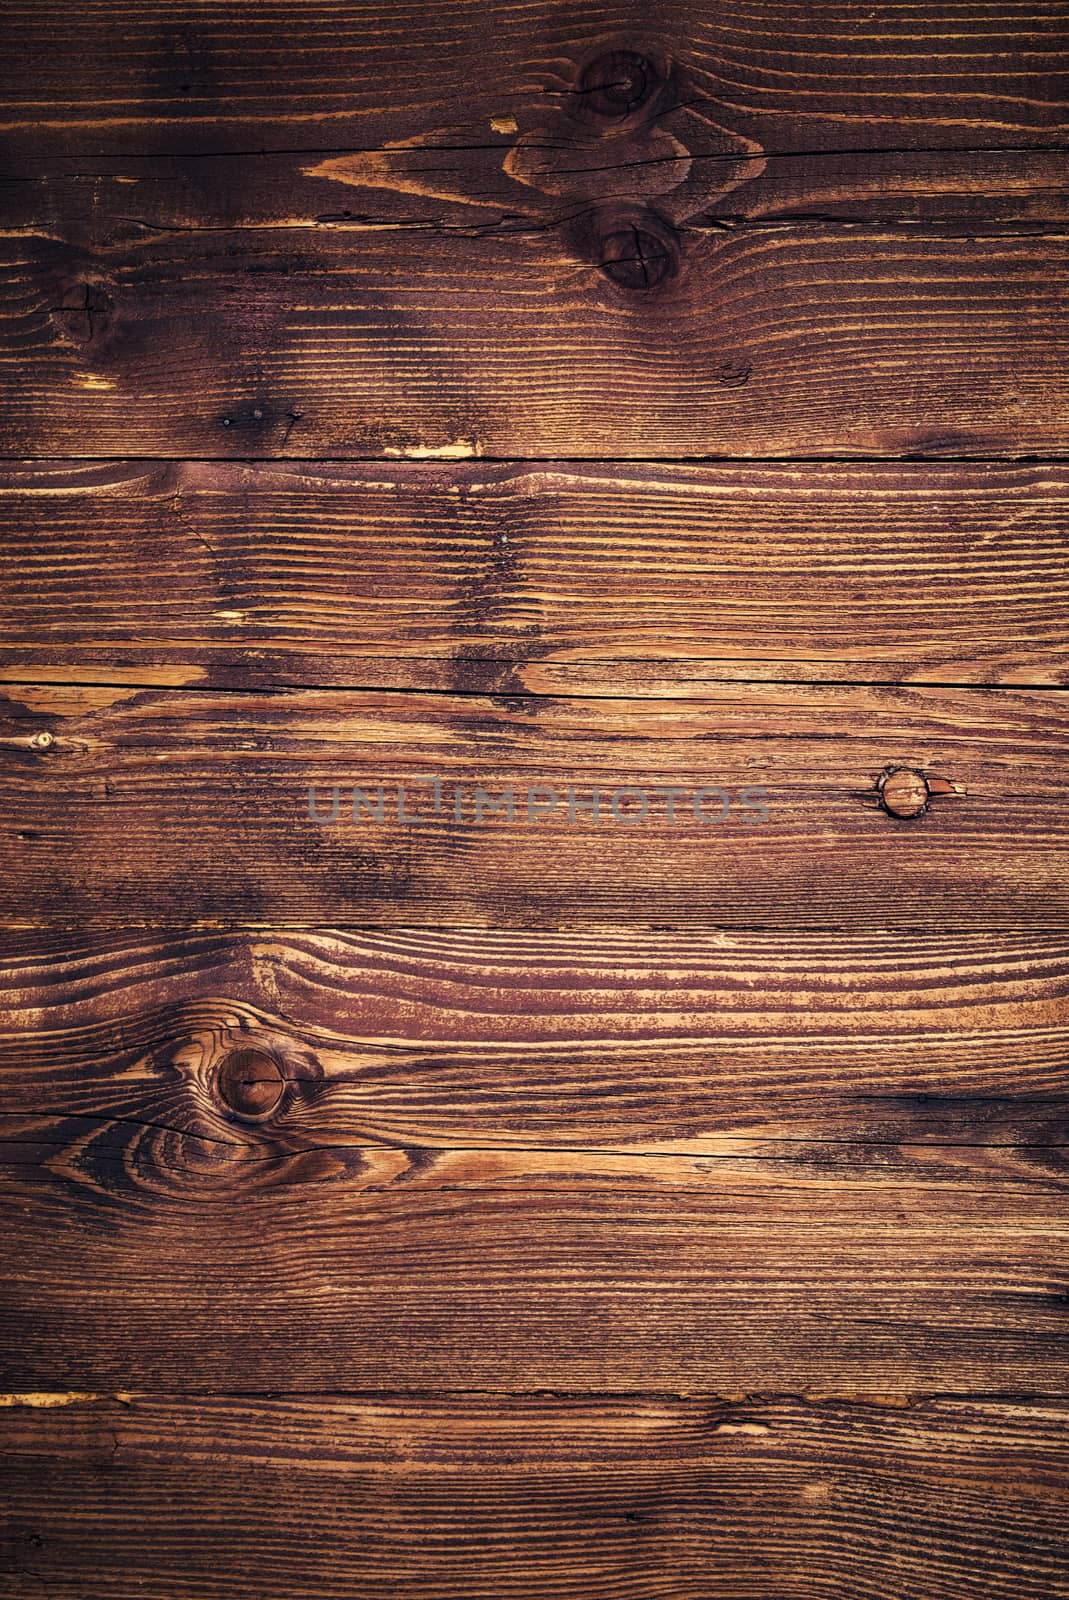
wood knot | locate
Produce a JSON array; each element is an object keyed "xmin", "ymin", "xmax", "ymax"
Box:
[
  {"xmin": 880, "ymin": 768, "xmax": 929, "ymax": 817},
  {"xmin": 53, "ymin": 283, "xmax": 114, "ymax": 345},
  {"xmin": 577, "ymin": 50, "xmax": 663, "ymax": 120},
  {"xmin": 592, "ymin": 207, "xmax": 680, "ymax": 291},
  {"xmin": 878, "ymin": 766, "xmax": 966, "ymax": 818},
  {"xmin": 215, "ymin": 1047, "xmax": 285, "ymax": 1121}
]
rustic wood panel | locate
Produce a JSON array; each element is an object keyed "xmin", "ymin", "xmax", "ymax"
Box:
[
  {"xmin": 5, "ymin": 4, "xmax": 1068, "ymax": 1588},
  {"xmin": 1, "ymin": 682, "xmax": 1067, "ymax": 927},
  {"xmin": 3, "ymin": 461, "xmax": 1068, "ymax": 690},
  {"xmin": 5, "ymin": 223, "xmax": 1068, "ymax": 458},
  {"xmin": 3, "ymin": 0, "xmax": 1066, "ymax": 159},
  {"xmin": 2, "ymin": 927, "xmax": 1067, "ymax": 1149},
  {"xmin": 2, "ymin": 1395, "xmax": 1067, "ymax": 1598}
]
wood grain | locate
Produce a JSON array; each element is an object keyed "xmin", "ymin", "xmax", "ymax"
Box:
[
  {"xmin": 2, "ymin": 927, "xmax": 1067, "ymax": 1149},
  {"xmin": 1, "ymin": 681, "xmax": 1067, "ymax": 928},
  {"xmin": 4, "ymin": 4, "xmax": 1068, "ymax": 1587},
  {"xmin": 2, "ymin": 1116, "xmax": 1068, "ymax": 1391},
  {"xmin": 4, "ymin": 0, "xmax": 1066, "ymax": 158},
  {"xmin": 3, "ymin": 460, "xmax": 1068, "ymax": 690},
  {"xmin": 7, "ymin": 148, "xmax": 1068, "ymax": 242},
  {"xmin": 5, "ymin": 221, "xmax": 1067, "ymax": 458},
  {"xmin": 2, "ymin": 1395, "xmax": 1068, "ymax": 1598},
  {"xmin": 2, "ymin": 929, "xmax": 1066, "ymax": 1395}
]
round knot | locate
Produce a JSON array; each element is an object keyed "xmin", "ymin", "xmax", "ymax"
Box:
[
  {"xmin": 880, "ymin": 768, "xmax": 930, "ymax": 819},
  {"xmin": 578, "ymin": 50, "xmax": 660, "ymax": 119},
  {"xmin": 216, "ymin": 1047, "xmax": 285, "ymax": 1121},
  {"xmin": 599, "ymin": 220, "xmax": 677, "ymax": 290}
]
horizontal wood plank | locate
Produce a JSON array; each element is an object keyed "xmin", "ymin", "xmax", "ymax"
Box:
[
  {"xmin": 5, "ymin": 222, "xmax": 1067, "ymax": 458},
  {"xmin": 2, "ymin": 932, "xmax": 1067, "ymax": 1394},
  {"xmin": 2, "ymin": 927, "xmax": 1067, "ymax": 1148},
  {"xmin": 2, "ymin": 1395, "xmax": 1068, "ymax": 1598},
  {"xmin": 2, "ymin": 1124, "xmax": 1067, "ymax": 1391},
  {"xmin": 7, "ymin": 149, "xmax": 1069, "ymax": 242},
  {"xmin": 1, "ymin": 682, "xmax": 1067, "ymax": 927},
  {"xmin": 3, "ymin": 460, "xmax": 1069, "ymax": 689},
  {"xmin": 4, "ymin": 0, "xmax": 1066, "ymax": 158}
]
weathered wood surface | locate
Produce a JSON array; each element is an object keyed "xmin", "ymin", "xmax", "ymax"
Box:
[
  {"xmin": 3, "ymin": 928, "xmax": 1066, "ymax": 1147},
  {"xmin": 3, "ymin": 461, "xmax": 1069, "ymax": 690},
  {"xmin": 5, "ymin": 16, "xmax": 1066, "ymax": 463},
  {"xmin": 3, "ymin": 1395, "xmax": 1068, "ymax": 1598},
  {"xmin": 2, "ymin": 682, "xmax": 1066, "ymax": 927},
  {"xmin": 4, "ymin": 1, "xmax": 1068, "ymax": 1590},
  {"xmin": 5, "ymin": 0, "xmax": 1066, "ymax": 159},
  {"xmin": 7, "ymin": 48, "xmax": 1066, "ymax": 462},
  {"xmin": 5, "ymin": 222, "xmax": 1067, "ymax": 458}
]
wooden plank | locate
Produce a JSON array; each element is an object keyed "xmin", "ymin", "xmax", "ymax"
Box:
[
  {"xmin": 3, "ymin": 0, "xmax": 1066, "ymax": 159},
  {"xmin": 3, "ymin": 460, "xmax": 1069, "ymax": 690},
  {"xmin": 2, "ymin": 1115, "xmax": 1067, "ymax": 1390},
  {"xmin": 6, "ymin": 149, "xmax": 1068, "ymax": 243},
  {"xmin": 5, "ymin": 221, "xmax": 1067, "ymax": 458},
  {"xmin": 1, "ymin": 682, "xmax": 1067, "ymax": 928},
  {"xmin": 2, "ymin": 1395, "xmax": 1067, "ymax": 1598},
  {"xmin": 3, "ymin": 931, "xmax": 1067, "ymax": 1395},
  {"xmin": 2, "ymin": 927, "xmax": 1067, "ymax": 1148}
]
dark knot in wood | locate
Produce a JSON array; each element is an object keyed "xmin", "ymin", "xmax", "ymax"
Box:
[
  {"xmin": 597, "ymin": 216, "xmax": 678, "ymax": 291},
  {"xmin": 52, "ymin": 282, "xmax": 114, "ymax": 345},
  {"xmin": 215, "ymin": 1047, "xmax": 285, "ymax": 1121},
  {"xmin": 577, "ymin": 50, "xmax": 661, "ymax": 119}
]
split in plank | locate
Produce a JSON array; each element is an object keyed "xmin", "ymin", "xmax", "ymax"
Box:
[{"xmin": 6, "ymin": 149, "xmax": 1069, "ymax": 242}]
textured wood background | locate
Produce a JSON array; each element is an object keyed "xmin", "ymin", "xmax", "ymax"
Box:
[{"xmin": 1, "ymin": 2, "xmax": 1068, "ymax": 1594}]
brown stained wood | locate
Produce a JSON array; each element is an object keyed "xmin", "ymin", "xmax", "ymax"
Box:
[
  {"xmin": 2, "ymin": 461, "xmax": 1069, "ymax": 690},
  {"xmin": 4, "ymin": 223, "xmax": 1069, "ymax": 458},
  {"xmin": 214, "ymin": 1045, "xmax": 285, "ymax": 1121},
  {"xmin": 704, "ymin": 148, "xmax": 1069, "ymax": 228},
  {"xmin": 880, "ymin": 767, "xmax": 933, "ymax": 818},
  {"xmin": 3, "ymin": 6, "xmax": 1068, "ymax": 1586},
  {"xmin": 3, "ymin": 0, "xmax": 1066, "ymax": 159},
  {"xmin": 1, "ymin": 681, "xmax": 1068, "ymax": 928},
  {"xmin": 2, "ymin": 1396, "xmax": 1068, "ymax": 1599},
  {"xmin": 1, "ymin": 927, "xmax": 1067, "ymax": 1150}
]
